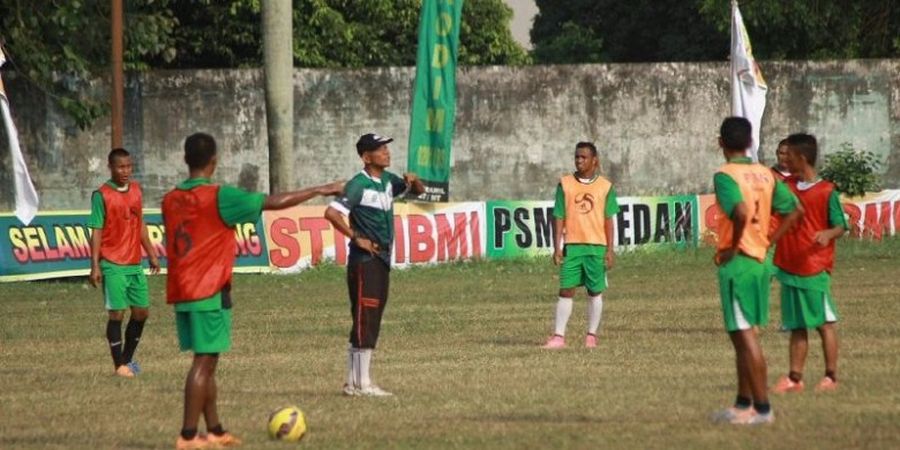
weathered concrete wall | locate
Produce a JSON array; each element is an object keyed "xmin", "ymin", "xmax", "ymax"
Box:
[{"xmin": 2, "ymin": 59, "xmax": 898, "ymax": 210}]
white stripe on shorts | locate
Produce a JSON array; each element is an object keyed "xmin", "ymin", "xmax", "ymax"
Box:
[
  {"xmin": 824, "ymin": 292, "xmax": 837, "ymax": 323},
  {"xmin": 732, "ymin": 298, "xmax": 751, "ymax": 331}
]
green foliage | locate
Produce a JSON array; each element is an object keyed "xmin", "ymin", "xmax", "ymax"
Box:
[
  {"xmin": 3, "ymin": 0, "xmax": 526, "ymax": 127},
  {"xmin": 531, "ymin": 21, "xmax": 604, "ymax": 64},
  {"xmin": 459, "ymin": 0, "xmax": 530, "ymax": 65},
  {"xmin": 157, "ymin": 0, "xmax": 263, "ymax": 68},
  {"xmin": 820, "ymin": 143, "xmax": 883, "ymax": 197},
  {"xmin": 699, "ymin": 0, "xmax": 900, "ymax": 60},
  {"xmin": 531, "ymin": 0, "xmax": 726, "ymax": 64},
  {"xmin": 0, "ymin": 0, "xmax": 177, "ymax": 129},
  {"xmin": 159, "ymin": 0, "xmax": 527, "ymax": 69},
  {"xmin": 533, "ymin": 0, "xmax": 900, "ymax": 64}
]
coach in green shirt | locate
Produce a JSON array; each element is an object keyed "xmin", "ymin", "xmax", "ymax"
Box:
[{"xmin": 325, "ymin": 133, "xmax": 424, "ymax": 397}]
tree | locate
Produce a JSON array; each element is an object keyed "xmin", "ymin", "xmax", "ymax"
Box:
[
  {"xmin": 531, "ymin": 0, "xmax": 900, "ymax": 65},
  {"xmin": 157, "ymin": 0, "xmax": 527, "ymax": 69},
  {"xmin": 698, "ymin": 0, "xmax": 900, "ymax": 60},
  {"xmin": 2, "ymin": 0, "xmax": 527, "ymax": 128},
  {"xmin": 0, "ymin": 0, "xmax": 177, "ymax": 129},
  {"xmin": 531, "ymin": 0, "xmax": 726, "ymax": 64}
]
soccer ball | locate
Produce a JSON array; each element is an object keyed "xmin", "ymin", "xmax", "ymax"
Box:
[{"xmin": 267, "ymin": 406, "xmax": 307, "ymax": 442}]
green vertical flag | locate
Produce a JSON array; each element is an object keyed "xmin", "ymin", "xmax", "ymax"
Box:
[{"xmin": 407, "ymin": 0, "xmax": 463, "ymax": 202}]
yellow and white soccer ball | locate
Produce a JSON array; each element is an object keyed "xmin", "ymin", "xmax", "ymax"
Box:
[{"xmin": 267, "ymin": 406, "xmax": 307, "ymax": 442}]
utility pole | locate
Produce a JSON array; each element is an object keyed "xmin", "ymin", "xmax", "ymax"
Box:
[
  {"xmin": 262, "ymin": 0, "xmax": 294, "ymax": 192},
  {"xmin": 111, "ymin": 0, "xmax": 124, "ymax": 149}
]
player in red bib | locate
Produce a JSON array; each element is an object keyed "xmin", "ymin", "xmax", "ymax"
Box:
[
  {"xmin": 164, "ymin": 133, "xmax": 343, "ymax": 449},
  {"xmin": 771, "ymin": 133, "xmax": 848, "ymax": 394},
  {"xmin": 88, "ymin": 148, "xmax": 160, "ymax": 378},
  {"xmin": 770, "ymin": 139, "xmax": 792, "ymax": 181}
]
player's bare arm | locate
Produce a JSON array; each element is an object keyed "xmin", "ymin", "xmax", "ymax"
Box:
[
  {"xmin": 140, "ymin": 219, "xmax": 161, "ymax": 274},
  {"xmin": 814, "ymin": 226, "xmax": 845, "ymax": 246},
  {"xmin": 552, "ymin": 218, "xmax": 565, "ymax": 265},
  {"xmin": 264, "ymin": 181, "xmax": 345, "ymax": 210},
  {"xmin": 324, "ymin": 206, "xmax": 379, "ymax": 256},
  {"xmin": 89, "ymin": 227, "xmax": 103, "ymax": 288},
  {"xmin": 770, "ymin": 204, "xmax": 804, "ymax": 244},
  {"xmin": 604, "ymin": 216, "xmax": 615, "ymax": 269},
  {"xmin": 716, "ymin": 202, "xmax": 748, "ymax": 265}
]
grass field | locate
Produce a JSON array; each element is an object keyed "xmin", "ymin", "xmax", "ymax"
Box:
[{"xmin": 1, "ymin": 239, "xmax": 899, "ymax": 449}]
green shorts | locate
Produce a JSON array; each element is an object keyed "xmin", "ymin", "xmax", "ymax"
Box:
[
  {"xmin": 777, "ymin": 270, "xmax": 838, "ymax": 330},
  {"xmin": 103, "ymin": 272, "xmax": 150, "ymax": 311},
  {"xmin": 175, "ymin": 290, "xmax": 232, "ymax": 354},
  {"xmin": 560, "ymin": 255, "xmax": 608, "ymax": 293},
  {"xmin": 718, "ymin": 254, "xmax": 770, "ymax": 332}
]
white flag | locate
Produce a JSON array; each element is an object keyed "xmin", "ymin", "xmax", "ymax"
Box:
[
  {"xmin": 0, "ymin": 48, "xmax": 39, "ymax": 225},
  {"xmin": 731, "ymin": 0, "xmax": 767, "ymax": 162}
]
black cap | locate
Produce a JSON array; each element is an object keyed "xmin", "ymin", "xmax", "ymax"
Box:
[{"xmin": 356, "ymin": 133, "xmax": 394, "ymax": 155}]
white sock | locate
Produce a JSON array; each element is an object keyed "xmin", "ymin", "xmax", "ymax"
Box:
[
  {"xmin": 358, "ymin": 349, "xmax": 373, "ymax": 387},
  {"xmin": 554, "ymin": 297, "xmax": 574, "ymax": 336},
  {"xmin": 346, "ymin": 346, "xmax": 356, "ymax": 387},
  {"xmin": 587, "ymin": 294, "xmax": 603, "ymax": 335}
]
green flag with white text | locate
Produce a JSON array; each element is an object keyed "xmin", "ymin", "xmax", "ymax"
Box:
[{"xmin": 407, "ymin": 0, "xmax": 463, "ymax": 202}]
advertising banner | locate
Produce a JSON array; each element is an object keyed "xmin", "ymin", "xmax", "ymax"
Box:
[
  {"xmin": 264, "ymin": 202, "xmax": 484, "ymax": 272},
  {"xmin": 3, "ymin": 191, "xmax": 896, "ymax": 282},
  {"xmin": 698, "ymin": 189, "xmax": 900, "ymax": 243},
  {"xmin": 0, "ymin": 210, "xmax": 269, "ymax": 282},
  {"xmin": 486, "ymin": 195, "xmax": 700, "ymax": 259}
]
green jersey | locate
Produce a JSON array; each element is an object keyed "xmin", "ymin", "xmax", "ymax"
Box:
[{"xmin": 330, "ymin": 170, "xmax": 409, "ymax": 264}]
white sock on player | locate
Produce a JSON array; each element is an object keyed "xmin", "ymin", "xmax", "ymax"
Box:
[
  {"xmin": 554, "ymin": 297, "xmax": 574, "ymax": 336},
  {"xmin": 347, "ymin": 345, "xmax": 356, "ymax": 387},
  {"xmin": 587, "ymin": 294, "xmax": 603, "ymax": 334},
  {"xmin": 358, "ymin": 349, "xmax": 373, "ymax": 387}
]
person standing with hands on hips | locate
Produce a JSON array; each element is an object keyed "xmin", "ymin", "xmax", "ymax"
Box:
[{"xmin": 325, "ymin": 133, "xmax": 424, "ymax": 397}]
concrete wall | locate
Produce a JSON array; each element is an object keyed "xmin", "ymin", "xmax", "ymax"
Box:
[{"xmin": 2, "ymin": 59, "xmax": 899, "ymax": 211}]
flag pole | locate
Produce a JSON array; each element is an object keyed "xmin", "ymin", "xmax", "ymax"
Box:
[{"xmin": 111, "ymin": 0, "xmax": 124, "ymax": 149}]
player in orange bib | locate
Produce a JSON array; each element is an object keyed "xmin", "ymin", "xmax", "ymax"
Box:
[
  {"xmin": 770, "ymin": 133, "xmax": 847, "ymax": 394},
  {"xmin": 164, "ymin": 133, "xmax": 343, "ymax": 449},
  {"xmin": 709, "ymin": 118, "xmax": 802, "ymax": 426},
  {"xmin": 542, "ymin": 141, "xmax": 619, "ymax": 349},
  {"xmin": 88, "ymin": 148, "xmax": 160, "ymax": 378}
]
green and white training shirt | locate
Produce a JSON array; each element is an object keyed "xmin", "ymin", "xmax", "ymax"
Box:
[{"xmin": 330, "ymin": 170, "xmax": 408, "ymax": 264}]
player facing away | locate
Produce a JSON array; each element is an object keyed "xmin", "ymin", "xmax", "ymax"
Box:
[
  {"xmin": 771, "ymin": 133, "xmax": 847, "ymax": 394},
  {"xmin": 542, "ymin": 141, "xmax": 619, "ymax": 349},
  {"xmin": 88, "ymin": 148, "xmax": 160, "ymax": 378},
  {"xmin": 163, "ymin": 133, "xmax": 343, "ymax": 449},
  {"xmin": 324, "ymin": 133, "xmax": 424, "ymax": 397},
  {"xmin": 710, "ymin": 118, "xmax": 802, "ymax": 425}
]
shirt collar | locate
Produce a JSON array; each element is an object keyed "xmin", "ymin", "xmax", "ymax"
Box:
[
  {"xmin": 176, "ymin": 177, "xmax": 212, "ymax": 189},
  {"xmin": 360, "ymin": 169, "xmax": 382, "ymax": 183}
]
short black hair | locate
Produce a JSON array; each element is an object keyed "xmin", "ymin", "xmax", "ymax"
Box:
[
  {"xmin": 719, "ymin": 117, "xmax": 752, "ymax": 150},
  {"xmin": 184, "ymin": 133, "xmax": 217, "ymax": 170},
  {"xmin": 785, "ymin": 133, "xmax": 818, "ymax": 166},
  {"xmin": 575, "ymin": 141, "xmax": 597, "ymax": 157},
  {"xmin": 108, "ymin": 148, "xmax": 130, "ymax": 165}
]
